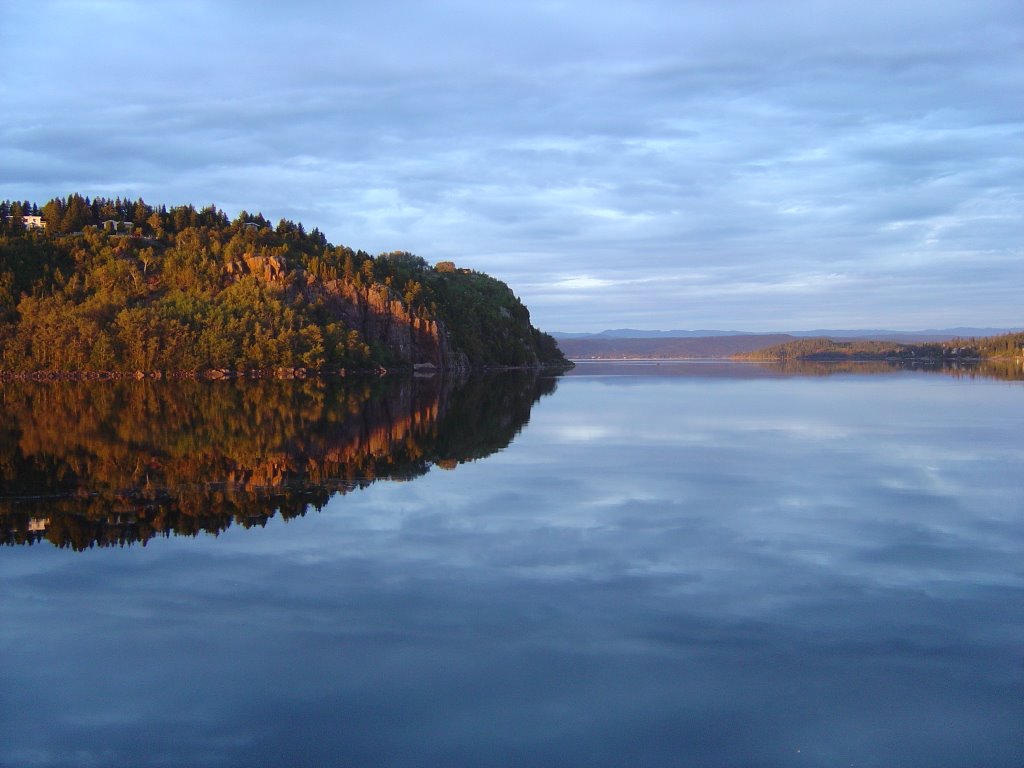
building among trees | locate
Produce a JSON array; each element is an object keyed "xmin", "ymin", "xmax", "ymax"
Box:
[{"xmin": 4, "ymin": 215, "xmax": 45, "ymax": 229}]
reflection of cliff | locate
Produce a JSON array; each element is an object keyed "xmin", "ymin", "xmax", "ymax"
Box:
[{"xmin": 0, "ymin": 373, "xmax": 558, "ymax": 549}]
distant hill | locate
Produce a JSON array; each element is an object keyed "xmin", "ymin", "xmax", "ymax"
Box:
[
  {"xmin": 556, "ymin": 334, "xmax": 795, "ymax": 359},
  {"xmin": 733, "ymin": 333, "xmax": 1024, "ymax": 363},
  {"xmin": 554, "ymin": 327, "xmax": 1019, "ymax": 342},
  {"xmin": 789, "ymin": 328, "xmax": 1020, "ymax": 342},
  {"xmin": 553, "ymin": 328, "xmax": 754, "ymax": 340},
  {"xmin": 554, "ymin": 327, "xmax": 1023, "ymax": 360}
]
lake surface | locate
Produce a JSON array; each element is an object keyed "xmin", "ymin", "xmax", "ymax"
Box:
[{"xmin": 2, "ymin": 363, "xmax": 1022, "ymax": 767}]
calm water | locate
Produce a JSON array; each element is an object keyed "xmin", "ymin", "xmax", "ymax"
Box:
[{"xmin": 1, "ymin": 363, "xmax": 1022, "ymax": 767}]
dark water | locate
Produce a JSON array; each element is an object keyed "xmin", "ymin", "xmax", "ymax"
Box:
[{"xmin": 1, "ymin": 363, "xmax": 1022, "ymax": 767}]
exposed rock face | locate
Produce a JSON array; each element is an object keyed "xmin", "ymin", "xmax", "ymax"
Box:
[
  {"xmin": 222, "ymin": 257, "xmax": 470, "ymax": 368},
  {"xmin": 319, "ymin": 279, "xmax": 470, "ymax": 369},
  {"xmin": 225, "ymin": 253, "xmax": 288, "ymax": 284}
]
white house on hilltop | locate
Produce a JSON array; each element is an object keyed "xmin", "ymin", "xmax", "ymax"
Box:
[{"xmin": 5, "ymin": 214, "xmax": 46, "ymax": 229}]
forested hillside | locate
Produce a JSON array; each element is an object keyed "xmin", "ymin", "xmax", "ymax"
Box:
[{"xmin": 0, "ymin": 195, "xmax": 567, "ymax": 375}]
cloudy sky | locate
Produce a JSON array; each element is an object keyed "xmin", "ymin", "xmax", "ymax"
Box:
[{"xmin": 2, "ymin": 0, "xmax": 1021, "ymax": 332}]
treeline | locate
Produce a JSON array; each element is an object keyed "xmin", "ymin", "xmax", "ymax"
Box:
[
  {"xmin": 1, "ymin": 195, "xmax": 238, "ymax": 237},
  {"xmin": 734, "ymin": 333, "xmax": 1024, "ymax": 362},
  {"xmin": 0, "ymin": 194, "xmax": 568, "ymax": 373}
]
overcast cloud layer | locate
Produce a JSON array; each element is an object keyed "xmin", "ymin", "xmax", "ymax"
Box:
[{"xmin": 2, "ymin": 0, "xmax": 1021, "ymax": 331}]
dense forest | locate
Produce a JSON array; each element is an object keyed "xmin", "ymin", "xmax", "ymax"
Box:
[
  {"xmin": 0, "ymin": 195, "xmax": 568, "ymax": 375},
  {"xmin": 734, "ymin": 334, "xmax": 1024, "ymax": 363}
]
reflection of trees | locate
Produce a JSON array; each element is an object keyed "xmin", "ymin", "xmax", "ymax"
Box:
[
  {"xmin": 758, "ymin": 360, "xmax": 904, "ymax": 377},
  {"xmin": 753, "ymin": 359, "xmax": 1024, "ymax": 381},
  {"xmin": 937, "ymin": 358, "xmax": 1024, "ymax": 382},
  {"xmin": 0, "ymin": 373, "xmax": 559, "ymax": 549}
]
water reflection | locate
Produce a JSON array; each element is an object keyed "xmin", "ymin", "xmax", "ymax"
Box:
[
  {"xmin": 757, "ymin": 357, "xmax": 1024, "ymax": 380},
  {"xmin": 1, "ymin": 368, "xmax": 1021, "ymax": 767},
  {"xmin": 0, "ymin": 373, "xmax": 558, "ymax": 548},
  {"xmin": 567, "ymin": 357, "xmax": 1024, "ymax": 380}
]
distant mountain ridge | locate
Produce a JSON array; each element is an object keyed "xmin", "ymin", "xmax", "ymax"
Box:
[
  {"xmin": 556, "ymin": 335, "xmax": 796, "ymax": 359},
  {"xmin": 554, "ymin": 328, "xmax": 1022, "ymax": 360},
  {"xmin": 553, "ymin": 327, "xmax": 1019, "ymax": 341},
  {"xmin": 553, "ymin": 328, "xmax": 756, "ymax": 339}
]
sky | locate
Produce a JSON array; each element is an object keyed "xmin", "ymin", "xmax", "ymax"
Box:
[{"xmin": 2, "ymin": 0, "xmax": 1021, "ymax": 333}]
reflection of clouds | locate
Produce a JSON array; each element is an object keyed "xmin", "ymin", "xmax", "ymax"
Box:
[
  {"xmin": 2, "ymin": 372, "xmax": 1022, "ymax": 766},
  {"xmin": 546, "ymin": 424, "xmax": 614, "ymax": 442},
  {"xmin": 311, "ymin": 372, "xmax": 1024, "ymax": 600}
]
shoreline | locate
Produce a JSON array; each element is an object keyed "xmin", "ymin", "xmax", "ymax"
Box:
[{"xmin": 0, "ymin": 362, "xmax": 574, "ymax": 382}]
